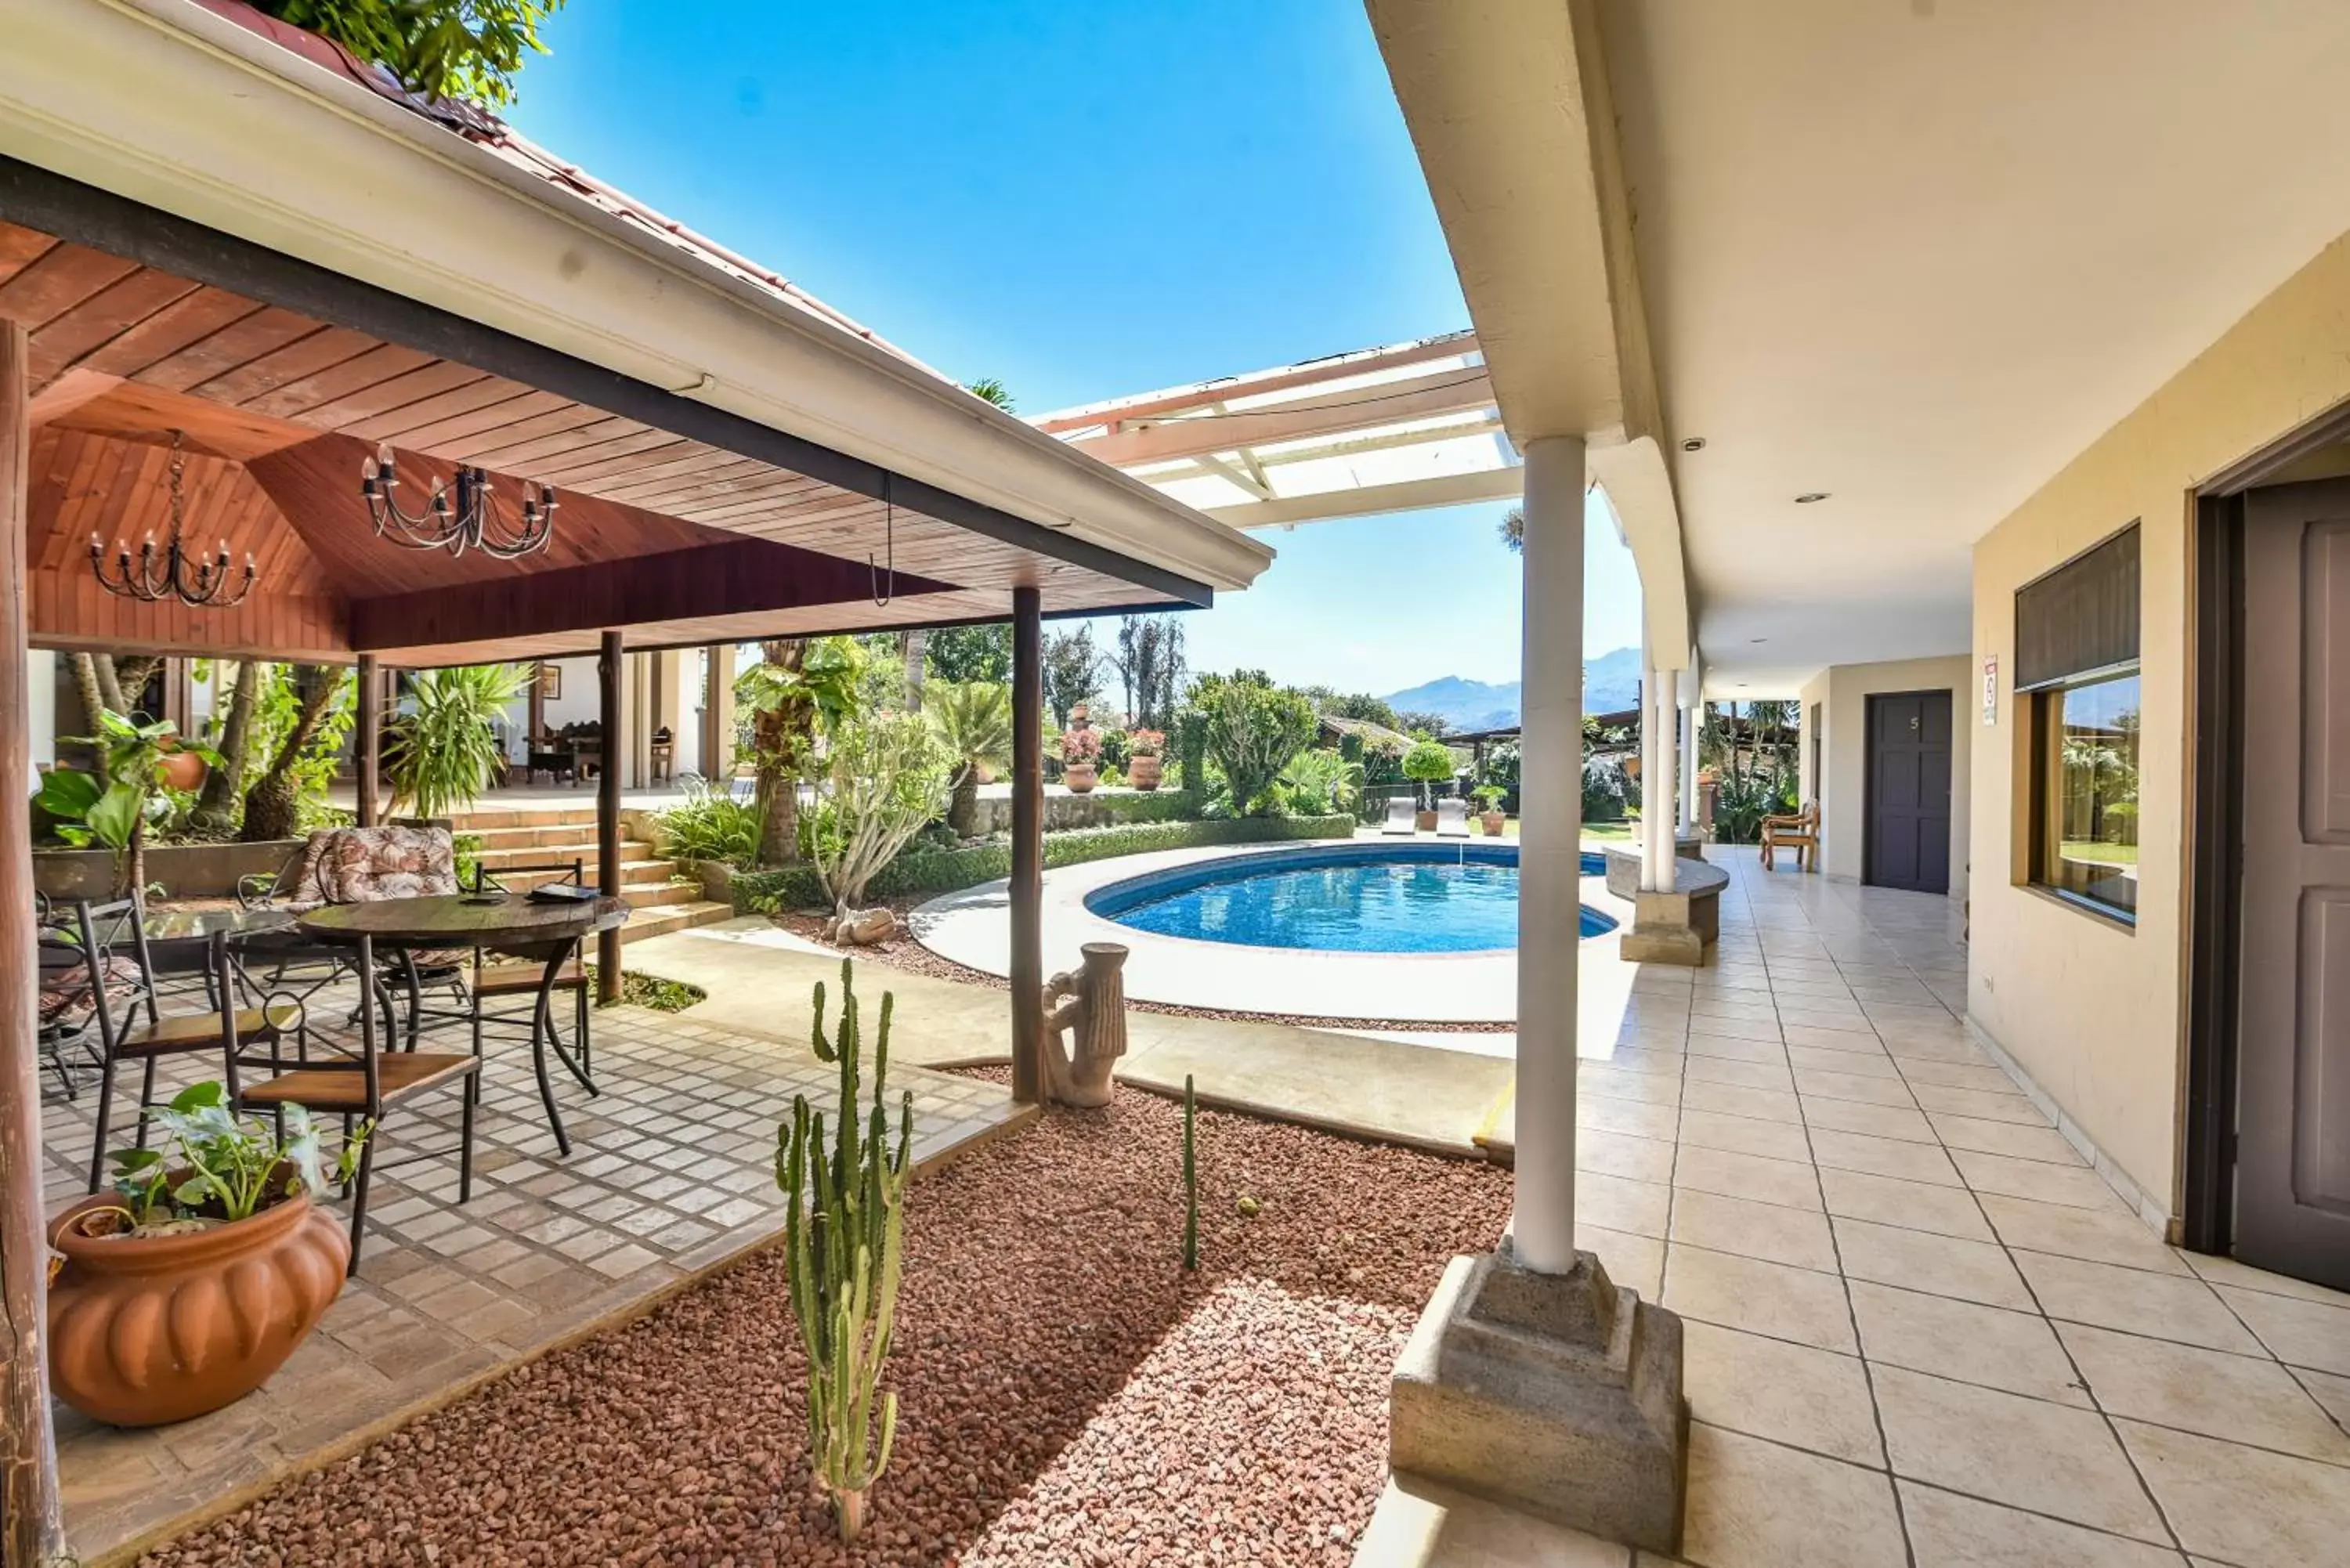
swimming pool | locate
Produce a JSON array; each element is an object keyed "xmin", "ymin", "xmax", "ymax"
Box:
[{"xmin": 1086, "ymin": 842, "xmax": 1614, "ymax": 955}]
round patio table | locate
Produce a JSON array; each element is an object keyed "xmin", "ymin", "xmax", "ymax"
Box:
[{"xmin": 296, "ymin": 893, "xmax": 627, "ymax": 1154}]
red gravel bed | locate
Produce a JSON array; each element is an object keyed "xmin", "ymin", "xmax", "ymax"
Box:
[
  {"xmin": 144, "ymin": 1071, "xmax": 1511, "ymax": 1566},
  {"xmin": 771, "ymin": 909, "xmax": 1513, "ymax": 1035}
]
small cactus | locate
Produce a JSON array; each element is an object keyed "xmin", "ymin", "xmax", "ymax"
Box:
[
  {"xmin": 1181, "ymin": 1074, "xmax": 1199, "ymax": 1271},
  {"xmin": 779, "ymin": 959, "xmax": 913, "ymax": 1544}
]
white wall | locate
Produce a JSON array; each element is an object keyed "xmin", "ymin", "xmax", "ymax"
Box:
[
  {"xmin": 28, "ymin": 649, "xmax": 55, "ymax": 771},
  {"xmin": 1799, "ymin": 654, "xmax": 1972, "ymax": 896}
]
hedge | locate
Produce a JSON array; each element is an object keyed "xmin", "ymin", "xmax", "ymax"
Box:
[{"xmin": 732, "ymin": 814, "xmax": 1358, "ymax": 914}]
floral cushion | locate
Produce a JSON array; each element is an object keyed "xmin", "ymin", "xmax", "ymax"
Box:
[
  {"xmin": 39, "ymin": 956, "xmax": 144, "ymax": 1028},
  {"xmin": 318, "ymin": 826, "xmax": 459, "ymax": 905}
]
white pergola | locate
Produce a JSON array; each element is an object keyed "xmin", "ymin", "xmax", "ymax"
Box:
[{"xmin": 1031, "ymin": 331, "xmax": 1521, "ymax": 530}]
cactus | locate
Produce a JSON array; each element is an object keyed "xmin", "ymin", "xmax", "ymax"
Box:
[
  {"xmin": 778, "ymin": 958, "xmax": 913, "ymax": 1544},
  {"xmin": 1181, "ymin": 1073, "xmax": 1199, "ymax": 1271}
]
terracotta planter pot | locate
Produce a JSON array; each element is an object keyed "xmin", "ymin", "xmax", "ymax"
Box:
[
  {"xmin": 48, "ymin": 1190, "xmax": 349, "ymax": 1426},
  {"xmin": 1481, "ymin": 811, "xmax": 1507, "ymax": 836},
  {"xmin": 157, "ymin": 742, "xmax": 206, "ymax": 793},
  {"xmin": 1129, "ymin": 755, "xmax": 1162, "ymax": 792},
  {"xmin": 1064, "ymin": 763, "xmax": 1099, "ymax": 795},
  {"xmin": 1415, "ymin": 809, "xmax": 1438, "ymax": 832}
]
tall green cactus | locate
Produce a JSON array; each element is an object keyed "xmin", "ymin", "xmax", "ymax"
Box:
[
  {"xmin": 779, "ymin": 958, "xmax": 913, "ymax": 1544},
  {"xmin": 1182, "ymin": 1073, "xmax": 1198, "ymax": 1271}
]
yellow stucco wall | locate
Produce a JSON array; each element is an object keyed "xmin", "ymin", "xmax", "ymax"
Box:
[
  {"xmin": 1795, "ymin": 656, "xmax": 1973, "ymax": 891},
  {"xmin": 1970, "ymin": 229, "xmax": 2350, "ymax": 1216}
]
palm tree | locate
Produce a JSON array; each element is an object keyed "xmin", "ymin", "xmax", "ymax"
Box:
[
  {"xmin": 385, "ymin": 663, "xmax": 531, "ymax": 820},
  {"xmin": 927, "ymin": 679, "xmax": 1014, "ymax": 836}
]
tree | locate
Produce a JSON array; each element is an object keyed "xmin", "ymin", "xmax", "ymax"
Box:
[
  {"xmin": 1041, "ymin": 624, "xmax": 1101, "ymax": 727},
  {"xmin": 804, "ymin": 710, "xmax": 953, "ymax": 910},
  {"xmin": 258, "ymin": 0, "xmax": 567, "ymax": 108},
  {"xmin": 1186, "ymin": 672, "xmax": 1317, "ymax": 817},
  {"xmin": 1396, "ymin": 710, "xmax": 1453, "ymax": 739},
  {"xmin": 240, "ymin": 667, "xmax": 354, "ymax": 842},
  {"xmin": 1314, "ymin": 690, "xmax": 1404, "ymax": 731},
  {"xmin": 191, "ymin": 661, "xmax": 265, "ymax": 833},
  {"xmin": 1499, "ymin": 504, "xmax": 1524, "ymax": 553},
  {"xmin": 924, "ymin": 624, "xmax": 1012, "ymax": 685},
  {"xmin": 966, "ymin": 378, "xmax": 1015, "ymax": 411},
  {"xmin": 1111, "ymin": 614, "xmax": 1187, "ymax": 729},
  {"xmin": 926, "ymin": 680, "xmax": 1013, "ymax": 837},
  {"xmin": 1402, "ymin": 739, "xmax": 1459, "ymax": 808},
  {"xmin": 739, "ymin": 638, "xmax": 862, "ymax": 868}
]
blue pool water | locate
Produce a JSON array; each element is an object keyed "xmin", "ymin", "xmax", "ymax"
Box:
[{"xmin": 1088, "ymin": 844, "xmax": 1614, "ymax": 954}]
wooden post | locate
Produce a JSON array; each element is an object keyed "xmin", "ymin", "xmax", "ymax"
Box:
[
  {"xmin": 527, "ymin": 660, "xmax": 547, "ymax": 750},
  {"xmin": 1010, "ymin": 589, "xmax": 1043, "ymax": 1103},
  {"xmin": 0, "ymin": 320, "xmax": 65, "ymax": 1565},
  {"xmin": 702, "ymin": 643, "xmax": 736, "ymax": 785},
  {"xmin": 355, "ymin": 653, "xmax": 381, "ymax": 827},
  {"xmin": 598, "ymin": 629, "xmax": 623, "ymax": 1004}
]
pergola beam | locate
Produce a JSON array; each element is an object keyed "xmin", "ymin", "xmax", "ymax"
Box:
[
  {"xmin": 1066, "ymin": 367, "xmax": 1496, "ymax": 466},
  {"xmin": 1203, "ymin": 467, "xmax": 1524, "ymax": 529}
]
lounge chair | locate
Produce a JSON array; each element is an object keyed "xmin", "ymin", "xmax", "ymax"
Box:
[
  {"xmin": 1381, "ymin": 797, "xmax": 1416, "ymax": 835},
  {"xmin": 1435, "ymin": 797, "xmax": 1472, "ymax": 837}
]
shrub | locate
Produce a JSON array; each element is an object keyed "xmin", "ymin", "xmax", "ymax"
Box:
[
  {"xmin": 1277, "ymin": 749, "xmax": 1364, "ymax": 816},
  {"xmin": 1184, "ymin": 672, "xmax": 1317, "ymax": 816},
  {"xmin": 1712, "ymin": 772, "xmax": 1777, "ymax": 844},
  {"xmin": 656, "ymin": 776, "xmax": 761, "ymax": 867},
  {"xmin": 385, "ymin": 663, "xmax": 530, "ymax": 819},
  {"xmin": 733, "ymin": 814, "xmax": 1357, "ymax": 913},
  {"xmin": 809, "ymin": 710, "xmax": 953, "ymax": 909},
  {"xmin": 1402, "ymin": 739, "xmax": 1458, "ymax": 807}
]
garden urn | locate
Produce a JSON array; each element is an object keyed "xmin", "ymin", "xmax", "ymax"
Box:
[
  {"xmin": 1064, "ymin": 762, "xmax": 1099, "ymax": 794},
  {"xmin": 1129, "ymin": 753, "xmax": 1162, "ymax": 792},
  {"xmin": 1481, "ymin": 808, "xmax": 1507, "ymax": 836},
  {"xmin": 47, "ymin": 1190, "xmax": 349, "ymax": 1426},
  {"xmin": 1415, "ymin": 807, "xmax": 1439, "ymax": 832},
  {"xmin": 157, "ymin": 739, "xmax": 206, "ymax": 793}
]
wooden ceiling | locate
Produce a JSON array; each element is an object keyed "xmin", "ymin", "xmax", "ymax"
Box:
[{"xmin": 0, "ymin": 219, "xmax": 1172, "ymax": 663}]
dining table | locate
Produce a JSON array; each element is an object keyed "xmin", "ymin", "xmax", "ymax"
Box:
[{"xmin": 294, "ymin": 891, "xmax": 628, "ymax": 1154}]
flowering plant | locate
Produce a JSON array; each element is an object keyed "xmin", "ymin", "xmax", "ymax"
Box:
[
  {"xmin": 1060, "ymin": 726, "xmax": 1103, "ymax": 764},
  {"xmin": 1126, "ymin": 728, "xmax": 1166, "ymax": 758}
]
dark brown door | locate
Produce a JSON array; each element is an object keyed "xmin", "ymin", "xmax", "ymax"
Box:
[
  {"xmin": 1865, "ymin": 691, "xmax": 1951, "ymax": 894},
  {"xmin": 2236, "ymin": 480, "xmax": 2350, "ymax": 1288}
]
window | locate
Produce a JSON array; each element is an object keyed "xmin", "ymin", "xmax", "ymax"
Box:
[
  {"xmin": 2016, "ymin": 522, "xmax": 2141, "ymax": 923},
  {"xmin": 2034, "ymin": 673, "xmax": 2140, "ymax": 920}
]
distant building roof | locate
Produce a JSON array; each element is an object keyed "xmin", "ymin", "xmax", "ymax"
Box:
[{"xmin": 1320, "ymin": 714, "xmax": 1413, "ymax": 752}]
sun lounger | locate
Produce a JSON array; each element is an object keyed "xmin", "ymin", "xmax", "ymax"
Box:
[
  {"xmin": 1435, "ymin": 797, "xmax": 1472, "ymax": 837},
  {"xmin": 1381, "ymin": 797, "xmax": 1416, "ymax": 834}
]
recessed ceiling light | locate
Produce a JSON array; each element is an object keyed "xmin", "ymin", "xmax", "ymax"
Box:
[
  {"xmin": 1681, "ymin": 437, "xmax": 1706, "ymax": 453},
  {"xmin": 1794, "ymin": 492, "xmax": 1830, "ymax": 504}
]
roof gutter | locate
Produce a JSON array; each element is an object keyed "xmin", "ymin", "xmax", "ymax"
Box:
[{"xmin": 0, "ymin": 0, "xmax": 1273, "ymax": 593}]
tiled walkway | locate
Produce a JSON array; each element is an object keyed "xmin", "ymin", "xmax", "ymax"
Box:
[
  {"xmin": 40, "ymin": 992, "xmax": 1027, "ymax": 1563},
  {"xmin": 1383, "ymin": 857, "xmax": 2350, "ymax": 1568}
]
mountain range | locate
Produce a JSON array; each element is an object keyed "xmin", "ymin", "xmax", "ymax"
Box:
[{"xmin": 1379, "ymin": 646, "xmax": 1643, "ymax": 732}]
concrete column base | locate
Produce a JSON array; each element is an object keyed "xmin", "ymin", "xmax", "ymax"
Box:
[
  {"xmin": 1622, "ymin": 890, "xmax": 1708, "ymax": 965},
  {"xmin": 1390, "ymin": 1244, "xmax": 1689, "ymax": 1555}
]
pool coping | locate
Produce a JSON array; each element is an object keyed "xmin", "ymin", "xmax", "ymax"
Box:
[{"xmin": 909, "ymin": 835, "xmax": 1632, "ymax": 1024}]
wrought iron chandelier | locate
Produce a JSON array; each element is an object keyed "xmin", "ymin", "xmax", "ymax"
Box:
[
  {"xmin": 88, "ymin": 429, "xmax": 256, "ymax": 609},
  {"xmin": 360, "ymin": 443, "xmax": 557, "ymax": 559}
]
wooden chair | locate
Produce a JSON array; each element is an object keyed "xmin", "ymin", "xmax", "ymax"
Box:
[
  {"xmin": 1760, "ymin": 801, "xmax": 1821, "ymax": 872},
  {"xmin": 74, "ymin": 896, "xmax": 302, "ymax": 1192},
  {"xmin": 219, "ymin": 931, "xmax": 479, "ymax": 1272},
  {"xmin": 649, "ymin": 725, "xmax": 674, "ymax": 784}
]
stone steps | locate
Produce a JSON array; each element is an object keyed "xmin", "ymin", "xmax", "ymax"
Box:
[{"xmin": 620, "ymin": 901, "xmax": 732, "ymax": 943}]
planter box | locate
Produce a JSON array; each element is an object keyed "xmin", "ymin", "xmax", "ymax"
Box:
[{"xmin": 34, "ymin": 840, "xmax": 301, "ymax": 902}]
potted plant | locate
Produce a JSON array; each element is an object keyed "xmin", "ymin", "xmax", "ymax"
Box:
[
  {"xmin": 39, "ymin": 712, "xmax": 220, "ymax": 895},
  {"xmin": 1127, "ymin": 728, "xmax": 1166, "ymax": 792},
  {"xmin": 1402, "ymin": 739, "xmax": 1457, "ymax": 831},
  {"xmin": 1061, "ymin": 724, "xmax": 1103, "ymax": 793},
  {"xmin": 48, "ymin": 1082, "xmax": 364, "ymax": 1427},
  {"xmin": 1473, "ymin": 784, "xmax": 1509, "ymax": 836}
]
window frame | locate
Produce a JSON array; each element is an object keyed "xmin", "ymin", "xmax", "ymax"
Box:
[{"xmin": 2027, "ymin": 666, "xmax": 2142, "ymax": 929}]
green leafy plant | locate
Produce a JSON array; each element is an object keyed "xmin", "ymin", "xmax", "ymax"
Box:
[
  {"xmin": 258, "ymin": 0, "xmax": 566, "ymax": 108},
  {"xmin": 104, "ymin": 1082, "xmax": 365, "ymax": 1232},
  {"xmin": 739, "ymin": 637, "xmax": 866, "ymax": 868},
  {"xmin": 1181, "ymin": 1073, "xmax": 1199, "ymax": 1272},
  {"xmin": 657, "ymin": 775, "xmax": 763, "ymax": 867},
  {"xmin": 925, "ymin": 680, "xmax": 1012, "ymax": 837},
  {"xmin": 1184, "ymin": 672, "xmax": 1317, "ymax": 818},
  {"xmin": 385, "ymin": 663, "xmax": 530, "ymax": 820},
  {"xmin": 42, "ymin": 711, "xmax": 219, "ymax": 894},
  {"xmin": 1401, "ymin": 739, "xmax": 1458, "ymax": 808},
  {"xmin": 778, "ymin": 960, "xmax": 913, "ymax": 1545},
  {"xmin": 1712, "ymin": 771, "xmax": 1777, "ymax": 844},
  {"xmin": 1473, "ymin": 784, "xmax": 1507, "ymax": 811},
  {"xmin": 1276, "ymin": 748, "xmax": 1364, "ymax": 817},
  {"xmin": 806, "ymin": 709, "xmax": 953, "ymax": 911}
]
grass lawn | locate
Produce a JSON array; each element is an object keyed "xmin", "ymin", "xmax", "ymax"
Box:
[{"xmin": 2060, "ymin": 840, "xmax": 2140, "ymax": 866}]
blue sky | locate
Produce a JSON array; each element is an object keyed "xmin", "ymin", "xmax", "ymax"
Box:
[{"xmin": 508, "ymin": 2, "xmax": 1642, "ymax": 695}]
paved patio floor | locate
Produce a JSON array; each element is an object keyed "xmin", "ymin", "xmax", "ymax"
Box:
[
  {"xmin": 40, "ymin": 992, "xmax": 1028, "ymax": 1563},
  {"xmin": 1370, "ymin": 854, "xmax": 2350, "ymax": 1567}
]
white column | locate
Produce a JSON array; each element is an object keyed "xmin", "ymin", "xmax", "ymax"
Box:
[
  {"xmin": 1652, "ymin": 671, "xmax": 1678, "ymax": 895},
  {"xmin": 1516, "ymin": 435, "xmax": 1585, "ymax": 1275},
  {"xmin": 1679, "ymin": 694, "xmax": 1699, "ymax": 837}
]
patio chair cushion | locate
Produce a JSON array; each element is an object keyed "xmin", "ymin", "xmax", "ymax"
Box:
[
  {"xmin": 38, "ymin": 957, "xmax": 143, "ymax": 1028},
  {"xmin": 318, "ymin": 826, "xmax": 460, "ymax": 904}
]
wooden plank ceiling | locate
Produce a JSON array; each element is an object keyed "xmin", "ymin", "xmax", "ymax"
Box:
[{"xmin": 0, "ymin": 220, "xmax": 1165, "ymax": 663}]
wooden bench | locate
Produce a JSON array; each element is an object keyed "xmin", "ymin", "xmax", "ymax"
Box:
[{"xmin": 1760, "ymin": 802, "xmax": 1820, "ymax": 872}]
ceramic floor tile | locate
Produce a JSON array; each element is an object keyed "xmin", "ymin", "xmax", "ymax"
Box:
[
  {"xmin": 1896, "ymin": 1481, "xmax": 2188, "ymax": 1568},
  {"xmin": 2014, "ymin": 1253, "xmax": 2263, "ymax": 1354},
  {"xmin": 1793, "ymin": 1068, "xmax": 1919, "ymax": 1109},
  {"xmin": 1801, "ymin": 1098, "xmax": 1942, "ymax": 1145},
  {"xmin": 2117, "ymin": 1418, "xmax": 2350, "ymax": 1566},
  {"xmin": 1817, "ymin": 1167, "xmax": 1994, "ymax": 1241},
  {"xmin": 2211, "ymin": 1285, "xmax": 2350, "ymax": 1377},
  {"xmin": 1670, "ymin": 1187, "xmax": 1840, "ymax": 1273},
  {"xmin": 1893, "ymin": 1060, "xmax": 2031, "ymax": 1097},
  {"xmin": 1907, "ymin": 1082, "xmax": 2053, "ymax": 1125},
  {"xmin": 1672, "ymin": 1143, "xmax": 1824, "ymax": 1211},
  {"xmin": 1679, "ymin": 1079, "xmax": 1805, "ymax": 1125},
  {"xmin": 1849, "ymin": 1281, "xmax": 2088, "ymax": 1405},
  {"xmin": 1575, "ymin": 1172, "xmax": 1673, "ymax": 1239},
  {"xmin": 1676, "ymin": 1106, "xmax": 1815, "ymax": 1163},
  {"xmin": 1951, "ymin": 1148, "xmax": 2128, "ymax": 1212},
  {"xmin": 2178, "ymin": 1252, "xmax": 2350, "ymax": 1310},
  {"xmin": 1684, "ymin": 1030, "xmax": 1790, "ymax": 1065},
  {"xmin": 1576, "ymin": 1127, "xmax": 1679, "ymax": 1187},
  {"xmin": 2057, "ymin": 1321, "xmax": 2350, "ymax": 1462},
  {"xmin": 1579, "ymin": 1223, "xmax": 1665, "ymax": 1302},
  {"xmin": 1834, "ymin": 1216, "xmax": 2035, "ymax": 1310},
  {"xmin": 1679, "ymin": 1423, "xmax": 1905, "ymax": 1568},
  {"xmin": 1681, "ymin": 1055, "xmax": 1798, "ymax": 1094},
  {"xmin": 1786, "ymin": 1042, "xmax": 1905, "ymax": 1079},
  {"xmin": 1806, "ymin": 1125, "xmax": 1963, "ymax": 1185},
  {"xmin": 1680, "ymin": 1321, "xmax": 1883, "ymax": 1467},
  {"xmin": 1977, "ymin": 1195, "xmax": 2191, "ymax": 1276},
  {"xmin": 1929, "ymin": 1114, "xmax": 2087, "ymax": 1166},
  {"xmin": 1872, "ymin": 1365, "xmax": 2170, "ymax": 1543},
  {"xmin": 1662, "ymin": 1244, "xmax": 1856, "ymax": 1353}
]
